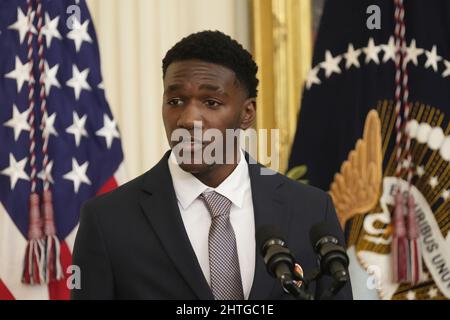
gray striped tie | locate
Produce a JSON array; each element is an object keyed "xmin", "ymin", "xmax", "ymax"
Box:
[{"xmin": 200, "ymin": 191, "xmax": 244, "ymax": 300}]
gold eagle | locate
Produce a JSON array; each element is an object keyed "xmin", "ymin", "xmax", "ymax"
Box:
[{"xmin": 329, "ymin": 110, "xmax": 383, "ymax": 229}]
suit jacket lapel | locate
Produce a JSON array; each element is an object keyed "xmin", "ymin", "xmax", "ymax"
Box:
[
  {"xmin": 139, "ymin": 151, "xmax": 214, "ymax": 300},
  {"xmin": 246, "ymin": 156, "xmax": 291, "ymax": 300}
]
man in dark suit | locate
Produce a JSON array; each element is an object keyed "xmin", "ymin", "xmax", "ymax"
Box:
[{"xmin": 71, "ymin": 31, "xmax": 352, "ymax": 300}]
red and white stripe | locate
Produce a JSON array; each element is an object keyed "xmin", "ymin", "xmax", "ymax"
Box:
[{"xmin": 0, "ymin": 164, "xmax": 127, "ymax": 300}]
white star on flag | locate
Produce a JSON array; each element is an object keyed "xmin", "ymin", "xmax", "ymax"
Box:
[
  {"xmin": 363, "ymin": 38, "xmax": 381, "ymax": 64},
  {"xmin": 96, "ymin": 114, "xmax": 120, "ymax": 149},
  {"xmin": 321, "ymin": 50, "xmax": 342, "ymax": 78},
  {"xmin": 42, "ymin": 13, "xmax": 62, "ymax": 48},
  {"xmin": 305, "ymin": 66, "xmax": 321, "ymax": 89},
  {"xmin": 424, "ymin": 45, "xmax": 442, "ymax": 72},
  {"xmin": 427, "ymin": 287, "xmax": 438, "ymax": 299},
  {"xmin": 66, "ymin": 112, "xmax": 88, "ymax": 146},
  {"xmin": 63, "ymin": 158, "xmax": 91, "ymax": 193},
  {"xmin": 381, "ymin": 36, "xmax": 396, "ymax": 63},
  {"xmin": 67, "ymin": 18, "xmax": 93, "ymax": 52},
  {"xmin": 401, "ymin": 158, "xmax": 411, "ymax": 169},
  {"xmin": 5, "ymin": 56, "xmax": 32, "ymax": 93},
  {"xmin": 42, "ymin": 112, "xmax": 58, "ymax": 139},
  {"xmin": 66, "ymin": 65, "xmax": 91, "ymax": 100},
  {"xmin": 442, "ymin": 60, "xmax": 450, "ymax": 78},
  {"xmin": 0, "ymin": 154, "xmax": 29, "ymax": 190},
  {"xmin": 441, "ymin": 189, "xmax": 449, "ymax": 201},
  {"xmin": 3, "ymin": 104, "xmax": 30, "ymax": 141},
  {"xmin": 344, "ymin": 44, "xmax": 360, "ymax": 69},
  {"xmin": 429, "ymin": 176, "xmax": 439, "ymax": 189},
  {"xmin": 416, "ymin": 166, "xmax": 425, "ymax": 177},
  {"xmin": 406, "ymin": 290, "xmax": 416, "ymax": 300},
  {"xmin": 405, "ymin": 40, "xmax": 424, "ymax": 66},
  {"xmin": 44, "ymin": 61, "xmax": 61, "ymax": 96},
  {"xmin": 8, "ymin": 7, "xmax": 36, "ymax": 44},
  {"xmin": 422, "ymin": 273, "xmax": 432, "ymax": 281},
  {"xmin": 38, "ymin": 160, "xmax": 54, "ymax": 185}
]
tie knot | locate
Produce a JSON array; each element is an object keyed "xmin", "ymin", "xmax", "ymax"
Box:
[{"xmin": 200, "ymin": 191, "xmax": 232, "ymax": 219}]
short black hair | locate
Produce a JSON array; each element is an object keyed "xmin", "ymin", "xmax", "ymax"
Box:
[{"xmin": 162, "ymin": 30, "xmax": 259, "ymax": 98}]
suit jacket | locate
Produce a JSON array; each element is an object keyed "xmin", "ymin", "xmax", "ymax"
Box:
[{"xmin": 71, "ymin": 151, "xmax": 353, "ymax": 300}]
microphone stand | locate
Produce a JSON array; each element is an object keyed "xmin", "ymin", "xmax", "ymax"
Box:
[
  {"xmin": 281, "ymin": 267, "xmax": 348, "ymax": 300},
  {"xmin": 280, "ymin": 270, "xmax": 316, "ymax": 300},
  {"xmin": 318, "ymin": 270, "xmax": 349, "ymax": 300},
  {"xmin": 281, "ymin": 278, "xmax": 314, "ymax": 300}
]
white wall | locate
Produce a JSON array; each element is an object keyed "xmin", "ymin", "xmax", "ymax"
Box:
[{"xmin": 86, "ymin": 0, "xmax": 251, "ymax": 179}]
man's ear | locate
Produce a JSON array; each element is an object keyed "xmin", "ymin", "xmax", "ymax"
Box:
[{"xmin": 240, "ymin": 98, "xmax": 256, "ymax": 130}]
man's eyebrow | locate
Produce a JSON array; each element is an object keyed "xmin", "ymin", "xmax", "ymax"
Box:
[
  {"xmin": 165, "ymin": 84, "xmax": 182, "ymax": 93},
  {"xmin": 198, "ymin": 84, "xmax": 228, "ymax": 96},
  {"xmin": 164, "ymin": 83, "xmax": 229, "ymax": 96}
]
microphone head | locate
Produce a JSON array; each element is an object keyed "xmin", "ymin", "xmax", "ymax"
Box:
[
  {"xmin": 309, "ymin": 222, "xmax": 339, "ymax": 249},
  {"xmin": 256, "ymin": 225, "xmax": 285, "ymax": 256}
]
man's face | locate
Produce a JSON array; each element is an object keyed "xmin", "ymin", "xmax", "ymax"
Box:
[{"xmin": 162, "ymin": 59, "xmax": 256, "ymax": 174}]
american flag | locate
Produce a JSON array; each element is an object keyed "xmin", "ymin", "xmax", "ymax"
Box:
[{"xmin": 0, "ymin": 0, "xmax": 125, "ymax": 299}]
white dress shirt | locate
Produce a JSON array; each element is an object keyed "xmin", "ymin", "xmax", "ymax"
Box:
[{"xmin": 167, "ymin": 149, "xmax": 255, "ymax": 299}]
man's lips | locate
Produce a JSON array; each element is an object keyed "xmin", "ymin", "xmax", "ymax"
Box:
[{"xmin": 175, "ymin": 140, "xmax": 205, "ymax": 152}]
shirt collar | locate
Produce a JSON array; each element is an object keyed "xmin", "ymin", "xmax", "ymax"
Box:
[{"xmin": 168, "ymin": 149, "xmax": 249, "ymax": 210}]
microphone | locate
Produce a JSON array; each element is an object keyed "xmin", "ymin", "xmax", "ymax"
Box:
[
  {"xmin": 256, "ymin": 225, "xmax": 313, "ymax": 300},
  {"xmin": 309, "ymin": 222, "xmax": 350, "ymax": 284}
]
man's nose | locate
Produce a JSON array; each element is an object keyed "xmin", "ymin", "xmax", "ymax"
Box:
[{"xmin": 176, "ymin": 102, "xmax": 202, "ymax": 130}]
